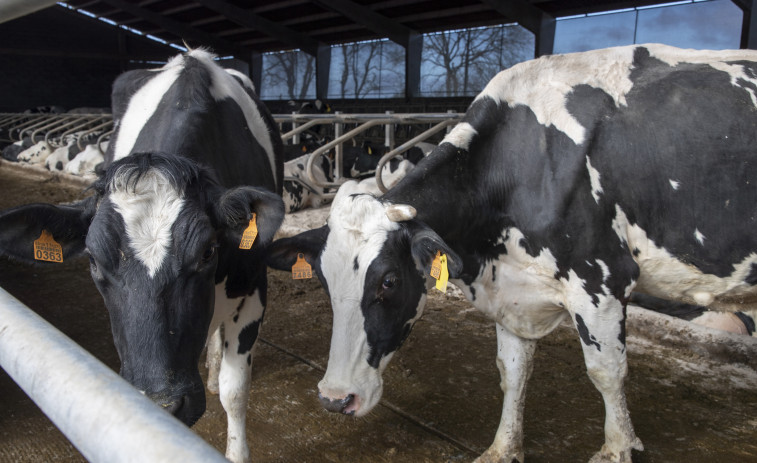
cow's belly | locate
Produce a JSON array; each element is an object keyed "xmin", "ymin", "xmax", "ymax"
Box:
[
  {"xmin": 635, "ymin": 252, "xmax": 757, "ymax": 310},
  {"xmin": 454, "ymin": 229, "xmax": 568, "ymax": 339},
  {"xmin": 618, "ymin": 210, "xmax": 757, "ymax": 310}
]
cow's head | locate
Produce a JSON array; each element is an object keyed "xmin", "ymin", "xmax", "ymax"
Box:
[
  {"xmin": 0, "ymin": 153, "xmax": 284, "ymax": 426},
  {"xmin": 267, "ymin": 181, "xmax": 461, "ymax": 416}
]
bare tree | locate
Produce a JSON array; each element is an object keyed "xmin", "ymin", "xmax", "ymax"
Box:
[
  {"xmin": 422, "ymin": 25, "xmax": 534, "ymax": 96},
  {"xmin": 263, "ymin": 51, "xmax": 315, "ymax": 100},
  {"xmin": 334, "ymin": 41, "xmax": 382, "ymax": 98}
]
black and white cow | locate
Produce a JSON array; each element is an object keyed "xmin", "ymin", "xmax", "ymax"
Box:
[
  {"xmin": 267, "ymin": 44, "xmax": 757, "ymax": 462},
  {"xmin": 0, "ymin": 49, "xmax": 284, "ymax": 463}
]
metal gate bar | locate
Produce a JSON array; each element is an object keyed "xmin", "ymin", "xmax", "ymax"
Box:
[{"xmin": 0, "ymin": 287, "xmax": 227, "ymax": 463}]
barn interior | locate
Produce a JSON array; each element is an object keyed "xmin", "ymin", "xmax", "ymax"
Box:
[{"xmin": 1, "ymin": 1, "xmax": 757, "ymax": 462}]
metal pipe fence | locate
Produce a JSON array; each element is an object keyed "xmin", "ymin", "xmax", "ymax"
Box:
[{"xmin": 0, "ymin": 287, "xmax": 228, "ymax": 463}]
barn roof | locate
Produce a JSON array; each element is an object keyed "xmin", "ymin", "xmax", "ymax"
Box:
[{"xmin": 15, "ymin": 0, "xmax": 752, "ymax": 59}]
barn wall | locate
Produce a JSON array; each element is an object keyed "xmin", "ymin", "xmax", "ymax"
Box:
[{"xmin": 0, "ymin": 6, "xmax": 176, "ymax": 113}]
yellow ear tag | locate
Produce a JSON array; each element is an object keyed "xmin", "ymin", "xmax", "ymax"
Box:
[
  {"xmin": 292, "ymin": 253, "xmax": 313, "ymax": 280},
  {"xmin": 430, "ymin": 251, "xmax": 442, "ymax": 279},
  {"xmin": 435, "ymin": 254, "xmax": 449, "ymax": 292},
  {"xmin": 239, "ymin": 213, "xmax": 258, "ymax": 250},
  {"xmin": 367, "ymin": 146, "xmax": 373, "ymax": 155},
  {"xmin": 33, "ymin": 230, "xmax": 63, "ymax": 263}
]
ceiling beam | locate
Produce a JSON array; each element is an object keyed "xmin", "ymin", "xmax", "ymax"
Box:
[
  {"xmin": 98, "ymin": 0, "xmax": 250, "ymax": 58},
  {"xmin": 311, "ymin": 0, "xmax": 417, "ymax": 48},
  {"xmin": 479, "ymin": 0, "xmax": 552, "ymax": 34},
  {"xmin": 195, "ymin": 0, "xmax": 326, "ymax": 57}
]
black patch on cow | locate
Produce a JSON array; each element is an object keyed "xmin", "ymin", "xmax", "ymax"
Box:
[
  {"xmin": 575, "ymin": 314, "xmax": 601, "ymax": 351},
  {"xmin": 745, "ymin": 263, "xmax": 757, "ymax": 285},
  {"xmin": 237, "ymin": 319, "xmax": 261, "ymax": 354},
  {"xmin": 492, "ymin": 264, "xmax": 496, "ymax": 282},
  {"xmin": 735, "ymin": 312, "xmax": 755, "ymax": 335},
  {"xmin": 618, "ymin": 306, "xmax": 627, "ymax": 348},
  {"xmin": 353, "ymin": 257, "xmax": 359, "ymax": 271},
  {"xmin": 361, "ymin": 228, "xmax": 426, "ymax": 368},
  {"xmin": 632, "ymin": 248, "xmax": 640, "ymax": 257},
  {"xmin": 246, "ymin": 354, "xmax": 252, "ymax": 366},
  {"xmin": 225, "ymin": 341, "xmax": 229, "ymax": 349},
  {"xmin": 56, "ymin": 161, "xmax": 63, "ymax": 170}
]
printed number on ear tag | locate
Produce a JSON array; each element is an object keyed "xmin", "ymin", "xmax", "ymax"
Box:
[
  {"xmin": 292, "ymin": 253, "xmax": 313, "ymax": 280},
  {"xmin": 33, "ymin": 230, "xmax": 63, "ymax": 263},
  {"xmin": 430, "ymin": 251, "xmax": 449, "ymax": 292},
  {"xmin": 239, "ymin": 213, "xmax": 258, "ymax": 250}
]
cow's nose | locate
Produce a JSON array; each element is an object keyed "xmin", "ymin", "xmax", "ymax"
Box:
[
  {"xmin": 318, "ymin": 391, "xmax": 356, "ymax": 415},
  {"xmin": 161, "ymin": 396, "xmax": 185, "ymax": 416}
]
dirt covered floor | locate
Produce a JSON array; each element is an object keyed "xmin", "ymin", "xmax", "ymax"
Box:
[{"xmin": 0, "ymin": 160, "xmax": 756, "ymax": 462}]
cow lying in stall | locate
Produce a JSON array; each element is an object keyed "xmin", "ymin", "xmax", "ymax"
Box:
[
  {"xmin": 267, "ymin": 44, "xmax": 757, "ymax": 462},
  {"xmin": 0, "ymin": 49, "xmax": 284, "ymax": 463}
]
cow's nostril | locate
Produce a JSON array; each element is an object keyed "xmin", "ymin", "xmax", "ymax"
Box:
[
  {"xmin": 318, "ymin": 391, "xmax": 356, "ymax": 414},
  {"xmin": 162, "ymin": 396, "xmax": 185, "ymax": 416}
]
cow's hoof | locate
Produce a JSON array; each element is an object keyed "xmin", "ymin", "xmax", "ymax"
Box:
[
  {"xmin": 588, "ymin": 439, "xmax": 643, "ymax": 463},
  {"xmin": 474, "ymin": 446, "xmax": 524, "ymax": 463}
]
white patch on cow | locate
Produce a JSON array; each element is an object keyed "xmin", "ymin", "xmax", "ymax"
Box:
[
  {"xmin": 317, "ymin": 182, "xmax": 414, "ymax": 415},
  {"xmin": 669, "ymin": 179, "xmax": 680, "ymax": 190},
  {"xmin": 477, "ymin": 45, "xmax": 636, "ymax": 145},
  {"xmin": 110, "ymin": 168, "xmax": 185, "ymax": 277},
  {"xmin": 694, "ymin": 228, "xmax": 706, "ymax": 245},
  {"xmin": 586, "ymin": 156, "xmax": 603, "ymax": 203},
  {"xmin": 477, "ymin": 44, "xmax": 757, "ymax": 145},
  {"xmin": 65, "ymin": 143, "xmax": 106, "ymax": 177},
  {"xmin": 113, "ymin": 60, "xmax": 183, "ymax": 162},
  {"xmin": 17, "ymin": 141, "xmax": 53, "ymax": 164},
  {"xmin": 612, "ymin": 205, "xmax": 757, "ymax": 310},
  {"xmin": 442, "ymin": 122, "xmax": 477, "ymax": 151},
  {"xmin": 190, "ymin": 50, "xmax": 278, "ymax": 189},
  {"xmin": 224, "ymin": 68, "xmax": 255, "ymax": 92},
  {"xmin": 596, "ymin": 259, "xmax": 610, "ymax": 283},
  {"xmin": 456, "ymin": 228, "xmax": 567, "ymax": 339}
]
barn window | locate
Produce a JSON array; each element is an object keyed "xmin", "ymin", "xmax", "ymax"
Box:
[
  {"xmin": 260, "ymin": 50, "xmax": 316, "ymax": 101},
  {"xmin": 554, "ymin": 0, "xmax": 742, "ymax": 54},
  {"xmin": 328, "ymin": 39, "xmax": 405, "ymax": 99},
  {"xmin": 419, "ymin": 24, "xmax": 534, "ymax": 97}
]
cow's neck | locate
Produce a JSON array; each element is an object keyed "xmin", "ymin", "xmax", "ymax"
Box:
[{"xmin": 384, "ymin": 142, "xmax": 484, "ymax": 246}]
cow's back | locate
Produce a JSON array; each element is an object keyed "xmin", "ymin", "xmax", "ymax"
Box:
[{"xmin": 105, "ymin": 50, "xmax": 282, "ymax": 193}]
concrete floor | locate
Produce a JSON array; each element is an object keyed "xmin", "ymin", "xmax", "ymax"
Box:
[{"xmin": 1, "ymin": 161, "xmax": 756, "ymax": 462}]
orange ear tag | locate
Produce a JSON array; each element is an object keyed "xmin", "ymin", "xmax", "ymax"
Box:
[
  {"xmin": 33, "ymin": 230, "xmax": 63, "ymax": 263},
  {"xmin": 292, "ymin": 253, "xmax": 313, "ymax": 280},
  {"xmin": 239, "ymin": 213, "xmax": 258, "ymax": 250},
  {"xmin": 430, "ymin": 251, "xmax": 449, "ymax": 292}
]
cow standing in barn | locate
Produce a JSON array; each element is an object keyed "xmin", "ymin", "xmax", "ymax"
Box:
[
  {"xmin": 268, "ymin": 44, "xmax": 757, "ymax": 462},
  {"xmin": 0, "ymin": 49, "xmax": 284, "ymax": 463}
]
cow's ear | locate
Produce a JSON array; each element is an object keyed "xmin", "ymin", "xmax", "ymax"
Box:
[
  {"xmin": 266, "ymin": 226, "xmax": 328, "ymax": 271},
  {"xmin": 409, "ymin": 224, "xmax": 463, "ymax": 278},
  {"xmin": 211, "ymin": 186, "xmax": 285, "ymax": 246},
  {"xmin": 0, "ymin": 196, "xmax": 97, "ymax": 264}
]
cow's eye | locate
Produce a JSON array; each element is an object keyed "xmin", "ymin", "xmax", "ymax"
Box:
[
  {"xmin": 382, "ymin": 276, "xmax": 397, "ymax": 289},
  {"xmin": 88, "ymin": 254, "xmax": 97, "ymax": 270},
  {"xmin": 202, "ymin": 243, "xmax": 219, "ymax": 262}
]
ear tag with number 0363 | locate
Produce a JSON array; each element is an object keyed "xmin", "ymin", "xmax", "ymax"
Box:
[
  {"xmin": 239, "ymin": 213, "xmax": 258, "ymax": 250},
  {"xmin": 430, "ymin": 251, "xmax": 449, "ymax": 292},
  {"xmin": 33, "ymin": 230, "xmax": 63, "ymax": 263},
  {"xmin": 292, "ymin": 253, "xmax": 313, "ymax": 280}
]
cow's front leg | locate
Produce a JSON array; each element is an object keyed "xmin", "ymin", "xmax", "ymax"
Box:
[
  {"xmin": 218, "ymin": 289, "xmax": 265, "ymax": 463},
  {"xmin": 205, "ymin": 326, "xmax": 222, "ymax": 394},
  {"xmin": 570, "ymin": 301, "xmax": 643, "ymax": 463},
  {"xmin": 476, "ymin": 323, "xmax": 536, "ymax": 463}
]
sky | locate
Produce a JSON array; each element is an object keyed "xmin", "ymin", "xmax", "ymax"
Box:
[{"xmin": 554, "ymin": 0, "xmax": 743, "ymax": 54}]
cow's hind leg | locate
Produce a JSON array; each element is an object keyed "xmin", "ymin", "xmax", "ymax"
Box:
[
  {"xmin": 476, "ymin": 323, "xmax": 536, "ymax": 463},
  {"xmin": 569, "ymin": 298, "xmax": 643, "ymax": 463},
  {"xmin": 217, "ymin": 288, "xmax": 266, "ymax": 463}
]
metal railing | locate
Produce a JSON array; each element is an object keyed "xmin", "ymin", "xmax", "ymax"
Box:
[
  {"xmin": 274, "ymin": 111, "xmax": 463, "ymax": 197},
  {"xmin": 1, "ymin": 110, "xmax": 465, "ymax": 197},
  {"xmin": 0, "ymin": 287, "xmax": 228, "ymax": 463}
]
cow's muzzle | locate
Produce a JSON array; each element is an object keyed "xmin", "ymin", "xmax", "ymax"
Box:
[
  {"xmin": 318, "ymin": 391, "xmax": 356, "ymax": 415},
  {"xmin": 154, "ymin": 388, "xmax": 206, "ymax": 427}
]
